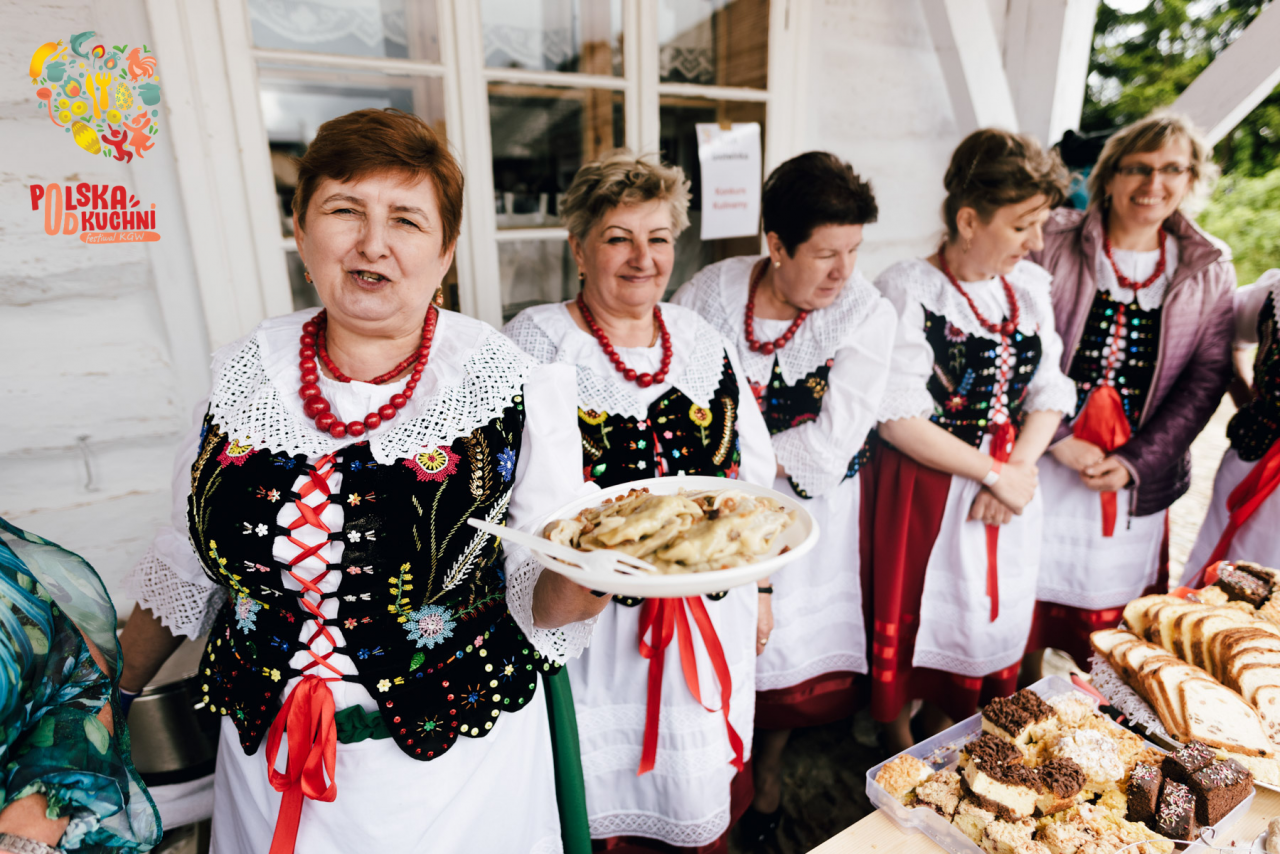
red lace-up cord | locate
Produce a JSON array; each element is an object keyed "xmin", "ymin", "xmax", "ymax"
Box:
[{"xmin": 285, "ymin": 453, "xmax": 344, "ymax": 679}]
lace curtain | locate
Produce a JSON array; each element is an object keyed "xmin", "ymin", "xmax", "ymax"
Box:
[{"xmin": 248, "ymin": 0, "xmax": 408, "ymax": 48}]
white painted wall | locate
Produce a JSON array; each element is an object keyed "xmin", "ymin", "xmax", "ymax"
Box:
[{"xmin": 1, "ymin": 0, "xmax": 208, "ymax": 617}]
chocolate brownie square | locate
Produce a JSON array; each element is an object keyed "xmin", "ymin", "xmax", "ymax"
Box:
[
  {"xmin": 1188, "ymin": 758, "xmax": 1253, "ymax": 826},
  {"xmin": 1155, "ymin": 780, "xmax": 1199, "ymax": 841},
  {"xmin": 1216, "ymin": 565, "xmax": 1272, "ymax": 608},
  {"xmin": 1161, "ymin": 741, "xmax": 1216, "ymax": 785},
  {"xmin": 1126, "ymin": 762, "xmax": 1162, "ymax": 825}
]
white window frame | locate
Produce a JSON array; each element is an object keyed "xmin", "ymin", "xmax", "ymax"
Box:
[{"xmin": 146, "ymin": 0, "xmax": 807, "ymax": 345}]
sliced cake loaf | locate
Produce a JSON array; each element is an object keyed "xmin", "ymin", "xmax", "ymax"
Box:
[
  {"xmin": 1089, "ymin": 628, "xmax": 1138, "ymax": 659},
  {"xmin": 1122, "ymin": 594, "xmax": 1181, "ymax": 639},
  {"xmin": 1145, "ymin": 662, "xmax": 1213, "ymax": 738},
  {"xmin": 1190, "ymin": 610, "xmax": 1256, "ymax": 672},
  {"xmin": 1253, "ymin": 684, "xmax": 1280, "ymax": 744},
  {"xmin": 1179, "ymin": 679, "xmax": 1277, "ymax": 757},
  {"xmin": 1225, "ymin": 651, "xmax": 1280, "ymax": 694}
]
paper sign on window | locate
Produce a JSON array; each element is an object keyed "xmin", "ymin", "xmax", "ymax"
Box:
[{"xmin": 695, "ymin": 122, "xmax": 762, "ymax": 241}]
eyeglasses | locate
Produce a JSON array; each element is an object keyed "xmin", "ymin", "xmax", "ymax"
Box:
[{"xmin": 1115, "ymin": 163, "xmax": 1193, "ymax": 179}]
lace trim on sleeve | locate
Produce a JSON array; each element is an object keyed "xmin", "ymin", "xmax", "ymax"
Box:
[
  {"xmin": 877, "ymin": 381, "xmax": 937, "ymax": 423},
  {"xmin": 504, "ymin": 545, "xmax": 596, "ymax": 664},
  {"xmin": 125, "ymin": 545, "xmax": 226, "ymax": 639},
  {"xmin": 771, "ymin": 429, "xmax": 844, "ymax": 497}
]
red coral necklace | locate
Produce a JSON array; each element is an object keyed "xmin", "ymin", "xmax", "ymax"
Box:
[
  {"xmin": 1103, "ymin": 223, "xmax": 1167, "ymax": 292},
  {"xmin": 298, "ymin": 306, "xmax": 437, "ymax": 439},
  {"xmin": 936, "ymin": 247, "xmax": 1020, "ymax": 337},
  {"xmin": 576, "ymin": 292, "xmax": 672, "ymax": 388},
  {"xmin": 744, "ymin": 260, "xmax": 807, "ymax": 355}
]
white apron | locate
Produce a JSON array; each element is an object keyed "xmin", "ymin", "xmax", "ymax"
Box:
[
  {"xmin": 912, "ymin": 436, "xmax": 1043, "ymax": 677},
  {"xmin": 1036, "ymin": 454, "xmax": 1165, "ymax": 609},
  {"xmin": 756, "ymin": 471, "xmax": 866, "ymax": 690},
  {"xmin": 568, "ymin": 586, "xmax": 757, "ymax": 848}
]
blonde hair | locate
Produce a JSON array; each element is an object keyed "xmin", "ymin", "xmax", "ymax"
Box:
[
  {"xmin": 1088, "ymin": 112, "xmax": 1219, "ymax": 214},
  {"xmin": 560, "ymin": 151, "xmax": 691, "ymax": 242}
]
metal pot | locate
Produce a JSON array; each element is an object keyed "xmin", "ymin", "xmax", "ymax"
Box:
[{"xmin": 126, "ymin": 637, "xmax": 220, "ymax": 786}]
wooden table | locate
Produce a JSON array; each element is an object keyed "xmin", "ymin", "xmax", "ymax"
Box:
[{"xmin": 809, "ymin": 786, "xmax": 1279, "ymax": 853}]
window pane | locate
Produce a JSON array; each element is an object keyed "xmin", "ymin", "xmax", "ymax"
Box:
[
  {"xmin": 660, "ymin": 97, "xmax": 766, "ymax": 295},
  {"xmin": 248, "ymin": 0, "xmax": 441, "ymax": 62},
  {"xmin": 482, "ymin": 0, "xmax": 622, "ymax": 76},
  {"xmin": 489, "ymin": 84, "xmax": 623, "ymax": 229},
  {"xmin": 499, "ymin": 239, "xmax": 578, "ymax": 323},
  {"xmin": 257, "ymin": 65, "xmax": 446, "ymax": 236},
  {"xmin": 658, "ymin": 0, "xmax": 769, "ymax": 89}
]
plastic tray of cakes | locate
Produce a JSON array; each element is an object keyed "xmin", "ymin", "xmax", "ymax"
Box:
[
  {"xmin": 868, "ymin": 675, "xmax": 1257, "ymax": 854},
  {"xmin": 1087, "ymin": 560, "xmax": 1280, "ymax": 795}
]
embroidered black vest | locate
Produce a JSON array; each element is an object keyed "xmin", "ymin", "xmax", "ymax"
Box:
[
  {"xmin": 1067, "ymin": 289, "xmax": 1161, "ymax": 429},
  {"xmin": 923, "ymin": 309, "xmax": 1043, "ymax": 448},
  {"xmin": 187, "ymin": 402, "xmax": 551, "ymax": 761},
  {"xmin": 1228, "ymin": 292, "xmax": 1280, "ymax": 462},
  {"xmin": 578, "ymin": 352, "xmax": 742, "ymax": 605},
  {"xmin": 754, "ymin": 358, "xmax": 872, "ymax": 498}
]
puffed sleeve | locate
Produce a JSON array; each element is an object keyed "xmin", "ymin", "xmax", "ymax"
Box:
[
  {"xmin": 124, "ymin": 402, "xmax": 226, "ymax": 639},
  {"xmin": 503, "ymin": 363, "xmax": 600, "ymax": 664},
  {"xmin": 771, "ymin": 297, "xmax": 896, "ymax": 496},
  {"xmin": 1022, "ymin": 287, "xmax": 1078, "ymax": 416},
  {"xmin": 723, "ymin": 340, "xmax": 778, "ymax": 488},
  {"xmin": 875, "ymin": 270, "xmax": 938, "ymax": 423},
  {"xmin": 1234, "ymin": 271, "xmax": 1280, "ymax": 348}
]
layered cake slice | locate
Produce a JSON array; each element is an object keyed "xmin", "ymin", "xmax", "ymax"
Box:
[
  {"xmin": 874, "ymin": 753, "xmax": 934, "ymax": 803},
  {"xmin": 1160, "ymin": 741, "xmax": 1216, "ymax": 785},
  {"xmin": 961, "ymin": 733, "xmax": 1042, "ymax": 820},
  {"xmin": 952, "ymin": 798, "xmax": 997, "ymax": 844},
  {"xmin": 914, "ymin": 769, "xmax": 963, "ymax": 818},
  {"xmin": 1187, "ymin": 758, "xmax": 1253, "ymax": 826},
  {"xmin": 1216, "ymin": 564, "xmax": 1272, "ymax": 608},
  {"xmin": 982, "ymin": 689, "xmax": 1057, "ymax": 747},
  {"xmin": 1154, "ymin": 780, "xmax": 1199, "ymax": 841},
  {"xmin": 1033, "ymin": 758, "xmax": 1085, "ymax": 816},
  {"xmin": 1125, "ymin": 761, "xmax": 1162, "ymax": 825}
]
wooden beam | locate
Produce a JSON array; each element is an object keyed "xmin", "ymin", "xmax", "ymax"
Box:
[
  {"xmin": 1170, "ymin": 1, "xmax": 1280, "ymax": 146},
  {"xmin": 1003, "ymin": 0, "xmax": 1097, "ymax": 146},
  {"xmin": 921, "ymin": 0, "xmax": 1019, "ymax": 134}
]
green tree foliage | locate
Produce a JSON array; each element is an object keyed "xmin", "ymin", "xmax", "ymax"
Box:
[
  {"xmin": 1082, "ymin": 0, "xmax": 1280, "ymax": 177},
  {"xmin": 1200, "ymin": 171, "xmax": 1280, "ymax": 284}
]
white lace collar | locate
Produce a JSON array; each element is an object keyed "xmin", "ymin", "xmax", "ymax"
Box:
[
  {"xmin": 886, "ymin": 257, "xmax": 1053, "ymax": 342},
  {"xmin": 681, "ymin": 254, "xmax": 884, "ymax": 386},
  {"xmin": 502, "ymin": 302, "xmax": 731, "ymax": 421},
  {"xmin": 1094, "ymin": 231, "xmax": 1179, "ymax": 311},
  {"xmin": 208, "ymin": 308, "xmax": 530, "ymax": 464}
]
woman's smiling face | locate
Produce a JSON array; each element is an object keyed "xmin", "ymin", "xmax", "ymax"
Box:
[
  {"xmin": 1104, "ymin": 135, "xmax": 1194, "ymax": 231},
  {"xmin": 294, "ymin": 170, "xmax": 454, "ymax": 333}
]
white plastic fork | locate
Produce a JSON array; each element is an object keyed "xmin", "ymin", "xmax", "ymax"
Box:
[{"xmin": 467, "ymin": 518, "xmax": 660, "ymax": 575}]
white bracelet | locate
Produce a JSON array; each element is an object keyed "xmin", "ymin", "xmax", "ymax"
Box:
[{"xmin": 981, "ymin": 459, "xmax": 1003, "ymax": 487}]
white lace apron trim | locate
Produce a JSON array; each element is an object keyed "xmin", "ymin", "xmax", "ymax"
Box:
[{"xmin": 503, "ymin": 302, "xmax": 730, "ymax": 421}]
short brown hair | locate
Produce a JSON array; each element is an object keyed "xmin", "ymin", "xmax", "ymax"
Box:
[
  {"xmin": 1087, "ymin": 112, "xmax": 1217, "ymax": 211},
  {"xmin": 560, "ymin": 151, "xmax": 691, "ymax": 243},
  {"xmin": 942, "ymin": 129, "xmax": 1069, "ymax": 238},
  {"xmin": 293, "ymin": 108, "xmax": 464, "ymax": 250},
  {"xmin": 762, "ymin": 152, "xmax": 878, "ymax": 256}
]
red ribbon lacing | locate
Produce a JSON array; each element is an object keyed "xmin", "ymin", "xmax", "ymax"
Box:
[
  {"xmin": 267, "ymin": 453, "xmax": 344, "ymax": 854},
  {"xmin": 1201, "ymin": 438, "xmax": 1280, "ymax": 574},
  {"xmin": 636, "ymin": 597, "xmax": 744, "ymax": 776},
  {"xmin": 984, "ymin": 422, "xmax": 1017, "ymax": 623},
  {"xmin": 1072, "ymin": 385, "xmax": 1132, "ymax": 537}
]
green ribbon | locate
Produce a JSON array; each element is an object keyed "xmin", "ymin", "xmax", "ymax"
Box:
[
  {"xmin": 334, "ymin": 704, "xmax": 390, "ymax": 744},
  {"xmin": 544, "ymin": 667, "xmax": 591, "ymax": 854}
]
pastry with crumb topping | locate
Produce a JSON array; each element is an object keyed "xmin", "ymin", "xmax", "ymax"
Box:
[{"xmin": 874, "ymin": 753, "xmax": 933, "ymax": 803}]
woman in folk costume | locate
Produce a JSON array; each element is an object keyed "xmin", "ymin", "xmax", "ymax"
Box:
[
  {"xmin": 671, "ymin": 151, "xmax": 894, "ymax": 842},
  {"xmin": 503, "ymin": 152, "xmax": 776, "ymax": 854},
  {"xmin": 871, "ymin": 129, "xmax": 1077, "ymax": 751},
  {"xmin": 1026, "ymin": 114, "xmax": 1235, "ymax": 665},
  {"xmin": 115, "ymin": 109, "xmax": 607, "ymax": 854},
  {"xmin": 1188, "ymin": 268, "xmax": 1280, "ymax": 578}
]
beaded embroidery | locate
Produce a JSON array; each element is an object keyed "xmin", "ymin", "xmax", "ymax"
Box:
[
  {"xmin": 1067, "ymin": 289, "xmax": 1161, "ymax": 428},
  {"xmin": 1228, "ymin": 291, "xmax": 1280, "ymax": 462}
]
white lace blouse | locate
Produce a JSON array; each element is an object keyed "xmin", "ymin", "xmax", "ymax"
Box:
[
  {"xmin": 127, "ymin": 308, "xmax": 596, "ymax": 670},
  {"xmin": 671, "ymin": 255, "xmax": 897, "ymax": 497},
  {"xmin": 875, "ymin": 258, "xmax": 1078, "ymax": 424}
]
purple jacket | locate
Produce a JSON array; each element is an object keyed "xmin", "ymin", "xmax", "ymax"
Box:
[{"xmin": 1030, "ymin": 207, "xmax": 1236, "ymax": 517}]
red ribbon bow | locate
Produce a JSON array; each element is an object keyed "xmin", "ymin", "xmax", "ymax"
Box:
[
  {"xmin": 1072, "ymin": 385, "xmax": 1132, "ymax": 537},
  {"xmin": 1201, "ymin": 438, "xmax": 1280, "ymax": 574},
  {"xmin": 636, "ymin": 597, "xmax": 744, "ymax": 776},
  {"xmin": 984, "ymin": 422, "xmax": 1018, "ymax": 622},
  {"xmin": 266, "ymin": 674, "xmax": 338, "ymax": 854}
]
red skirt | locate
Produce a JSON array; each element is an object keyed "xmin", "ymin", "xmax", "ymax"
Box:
[
  {"xmin": 593, "ymin": 759, "xmax": 754, "ymax": 854},
  {"xmin": 1025, "ymin": 516, "xmax": 1171, "ymax": 666},
  {"xmin": 867, "ymin": 445, "xmax": 1020, "ymax": 724}
]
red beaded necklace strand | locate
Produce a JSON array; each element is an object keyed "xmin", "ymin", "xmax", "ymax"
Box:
[
  {"xmin": 575, "ymin": 292, "xmax": 672, "ymax": 388},
  {"xmin": 744, "ymin": 260, "xmax": 808, "ymax": 356},
  {"xmin": 298, "ymin": 306, "xmax": 437, "ymax": 439},
  {"xmin": 936, "ymin": 247, "xmax": 1020, "ymax": 337},
  {"xmin": 1103, "ymin": 223, "xmax": 1167, "ymax": 292}
]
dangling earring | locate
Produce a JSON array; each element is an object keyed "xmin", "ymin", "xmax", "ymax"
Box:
[
  {"xmin": 962, "ymin": 237, "xmax": 972, "ymax": 254},
  {"xmin": 433, "ymin": 287, "xmax": 445, "ymax": 307},
  {"xmin": 304, "ymin": 269, "xmax": 313, "ymax": 284}
]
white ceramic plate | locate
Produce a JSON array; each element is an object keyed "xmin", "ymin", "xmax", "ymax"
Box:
[{"xmin": 529, "ymin": 475, "xmax": 820, "ymax": 598}]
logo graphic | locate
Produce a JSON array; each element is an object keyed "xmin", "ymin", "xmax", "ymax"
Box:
[
  {"xmin": 29, "ymin": 31, "xmax": 161, "ymax": 161},
  {"xmin": 29, "ymin": 182, "xmax": 161, "ymax": 244}
]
